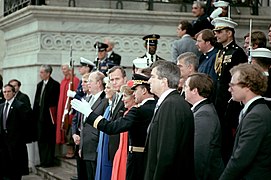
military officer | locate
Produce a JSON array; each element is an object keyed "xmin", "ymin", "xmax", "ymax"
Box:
[
  {"xmin": 212, "ymin": 17, "xmax": 247, "ymax": 164},
  {"xmin": 141, "ymin": 34, "xmax": 164, "ymax": 65},
  {"xmin": 94, "ymin": 42, "xmax": 117, "ymax": 76}
]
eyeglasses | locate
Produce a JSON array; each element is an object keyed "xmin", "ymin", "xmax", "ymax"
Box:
[{"xmin": 229, "ymin": 82, "xmax": 245, "ymax": 88}]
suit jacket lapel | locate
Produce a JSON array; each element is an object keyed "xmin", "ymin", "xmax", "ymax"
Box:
[
  {"xmin": 193, "ymin": 99, "xmax": 209, "ymax": 113},
  {"xmin": 145, "ymin": 90, "xmax": 178, "ymax": 148},
  {"xmin": 236, "ymin": 98, "xmax": 265, "ymax": 134},
  {"xmin": 91, "ymin": 91, "xmax": 105, "ymax": 111}
]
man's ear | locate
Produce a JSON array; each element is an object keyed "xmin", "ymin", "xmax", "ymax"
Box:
[{"xmin": 191, "ymin": 88, "xmax": 198, "ymax": 95}]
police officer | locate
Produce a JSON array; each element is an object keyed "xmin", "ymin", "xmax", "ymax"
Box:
[{"xmin": 212, "ymin": 17, "xmax": 247, "ymax": 164}]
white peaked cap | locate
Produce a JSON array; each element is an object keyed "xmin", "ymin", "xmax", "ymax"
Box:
[
  {"xmin": 213, "ymin": 1, "xmax": 229, "ymax": 7},
  {"xmin": 133, "ymin": 57, "xmax": 149, "ymax": 69},
  {"xmin": 211, "ymin": 17, "xmax": 237, "ymax": 31},
  {"xmin": 251, "ymin": 48, "xmax": 271, "ymax": 58},
  {"xmin": 80, "ymin": 57, "xmax": 96, "ymax": 67}
]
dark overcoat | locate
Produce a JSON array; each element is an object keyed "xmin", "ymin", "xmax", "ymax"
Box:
[
  {"xmin": 0, "ymin": 99, "xmax": 29, "ymax": 177},
  {"xmin": 144, "ymin": 90, "xmax": 195, "ymax": 180},
  {"xmin": 33, "ymin": 77, "xmax": 60, "ymax": 143}
]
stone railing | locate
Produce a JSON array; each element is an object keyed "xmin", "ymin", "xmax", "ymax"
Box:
[
  {"xmin": 3, "ymin": 0, "xmax": 31, "ymax": 16},
  {"xmin": 3, "ymin": 0, "xmax": 270, "ymax": 17}
]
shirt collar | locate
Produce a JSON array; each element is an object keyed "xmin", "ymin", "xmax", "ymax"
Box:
[
  {"xmin": 242, "ymin": 95, "xmax": 262, "ymax": 115},
  {"xmin": 157, "ymin": 89, "xmax": 175, "ymax": 106},
  {"xmin": 204, "ymin": 47, "xmax": 214, "ymax": 55},
  {"xmin": 181, "ymin": 34, "xmax": 190, "ymax": 39},
  {"xmin": 43, "ymin": 79, "xmax": 48, "ymax": 84},
  {"xmin": 146, "ymin": 52, "xmax": 156, "ymax": 61},
  {"xmin": 92, "ymin": 91, "xmax": 103, "ymax": 100},
  {"xmin": 138, "ymin": 97, "xmax": 155, "ymax": 107},
  {"xmin": 107, "ymin": 51, "xmax": 112, "ymax": 58},
  {"xmin": 5, "ymin": 97, "xmax": 15, "ymax": 106},
  {"xmin": 191, "ymin": 98, "xmax": 207, "ymax": 111}
]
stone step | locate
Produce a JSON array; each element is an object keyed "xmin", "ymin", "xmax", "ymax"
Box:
[
  {"xmin": 57, "ymin": 157, "xmax": 77, "ymax": 172},
  {"xmin": 36, "ymin": 165, "xmax": 76, "ymax": 180},
  {"xmin": 34, "ymin": 157, "xmax": 77, "ymax": 180},
  {"xmin": 22, "ymin": 173, "xmax": 44, "ymax": 180}
]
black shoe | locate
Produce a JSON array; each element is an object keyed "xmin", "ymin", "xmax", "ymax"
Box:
[{"xmin": 70, "ymin": 176, "xmax": 78, "ymax": 180}]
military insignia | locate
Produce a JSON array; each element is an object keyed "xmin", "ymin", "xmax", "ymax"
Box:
[
  {"xmin": 100, "ymin": 66, "xmax": 108, "ymax": 70},
  {"xmin": 223, "ymin": 55, "xmax": 232, "ymax": 63}
]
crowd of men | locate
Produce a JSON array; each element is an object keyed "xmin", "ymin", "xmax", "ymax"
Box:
[{"xmin": 1, "ymin": 0, "xmax": 271, "ymax": 180}]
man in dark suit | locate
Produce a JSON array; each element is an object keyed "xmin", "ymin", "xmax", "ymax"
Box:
[
  {"xmin": 9, "ymin": 79, "xmax": 34, "ymax": 143},
  {"xmin": 104, "ymin": 38, "xmax": 122, "ymax": 66},
  {"xmin": 185, "ymin": 73, "xmax": 224, "ymax": 180},
  {"xmin": 33, "ymin": 64, "xmax": 60, "ymax": 167},
  {"xmin": 72, "ymin": 73, "xmax": 156, "ymax": 180},
  {"xmin": 79, "ymin": 71, "xmax": 108, "ymax": 180},
  {"xmin": 220, "ymin": 63, "xmax": 271, "ymax": 179},
  {"xmin": 8, "ymin": 79, "xmax": 31, "ymax": 109},
  {"xmin": 145, "ymin": 61, "xmax": 194, "ymax": 180},
  {"xmin": 107, "ymin": 66, "xmax": 127, "ymax": 162},
  {"xmin": 0, "ymin": 84, "xmax": 29, "ymax": 179}
]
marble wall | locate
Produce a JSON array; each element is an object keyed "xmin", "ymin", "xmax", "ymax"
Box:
[{"xmin": 0, "ymin": 4, "xmax": 270, "ymax": 169}]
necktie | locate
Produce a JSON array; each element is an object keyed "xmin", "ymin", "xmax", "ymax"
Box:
[
  {"xmin": 239, "ymin": 109, "xmax": 245, "ymax": 123},
  {"xmin": 3, "ymin": 102, "xmax": 9, "ymax": 130},
  {"xmin": 151, "ymin": 55, "xmax": 154, "ymax": 63},
  {"xmin": 147, "ymin": 103, "xmax": 159, "ymax": 134},
  {"xmin": 88, "ymin": 96, "xmax": 96, "ymax": 108},
  {"xmin": 39, "ymin": 82, "xmax": 46, "ymax": 106},
  {"xmin": 112, "ymin": 93, "xmax": 119, "ymax": 113}
]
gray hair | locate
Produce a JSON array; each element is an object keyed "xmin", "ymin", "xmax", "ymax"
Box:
[
  {"xmin": 177, "ymin": 52, "xmax": 199, "ymax": 71},
  {"xmin": 41, "ymin": 64, "xmax": 53, "ymax": 74},
  {"xmin": 155, "ymin": 61, "xmax": 180, "ymax": 89}
]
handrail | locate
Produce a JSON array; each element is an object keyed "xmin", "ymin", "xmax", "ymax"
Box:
[{"xmin": 3, "ymin": 0, "xmax": 269, "ymax": 17}]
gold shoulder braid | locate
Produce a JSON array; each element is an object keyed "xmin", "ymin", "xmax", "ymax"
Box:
[{"xmin": 215, "ymin": 49, "xmax": 223, "ymax": 77}]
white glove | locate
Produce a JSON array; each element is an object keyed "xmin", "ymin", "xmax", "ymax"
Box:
[
  {"xmin": 67, "ymin": 90, "xmax": 76, "ymax": 98},
  {"xmin": 210, "ymin": 8, "xmax": 223, "ymax": 19},
  {"xmin": 71, "ymin": 99, "xmax": 93, "ymax": 117}
]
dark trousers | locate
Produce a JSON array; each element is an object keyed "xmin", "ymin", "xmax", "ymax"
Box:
[
  {"xmin": 84, "ymin": 160, "xmax": 96, "ymax": 180},
  {"xmin": 38, "ymin": 141, "xmax": 55, "ymax": 167},
  {"xmin": 126, "ymin": 152, "xmax": 145, "ymax": 180},
  {"xmin": 75, "ymin": 145, "xmax": 87, "ymax": 180}
]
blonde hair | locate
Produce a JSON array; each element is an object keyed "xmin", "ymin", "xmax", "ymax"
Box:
[{"xmin": 120, "ymin": 85, "xmax": 134, "ymax": 96}]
